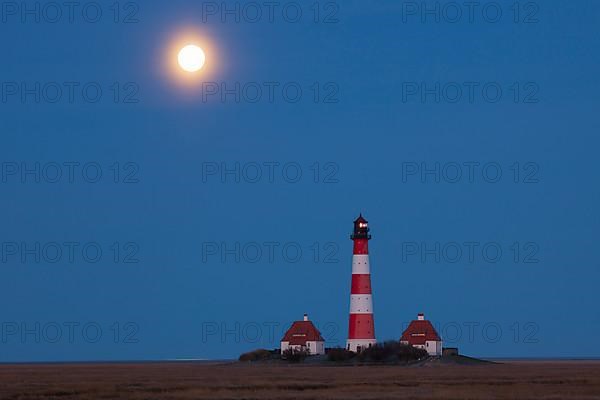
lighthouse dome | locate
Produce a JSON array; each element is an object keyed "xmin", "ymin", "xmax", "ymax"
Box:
[
  {"xmin": 354, "ymin": 214, "xmax": 368, "ymax": 225},
  {"xmin": 352, "ymin": 214, "xmax": 371, "ymax": 240}
]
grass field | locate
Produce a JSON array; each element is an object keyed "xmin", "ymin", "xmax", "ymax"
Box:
[{"xmin": 1, "ymin": 360, "xmax": 599, "ymax": 399}]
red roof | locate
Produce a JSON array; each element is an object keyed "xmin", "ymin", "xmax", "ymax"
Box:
[
  {"xmin": 281, "ymin": 321, "xmax": 324, "ymax": 345},
  {"xmin": 400, "ymin": 319, "xmax": 441, "ymax": 345}
]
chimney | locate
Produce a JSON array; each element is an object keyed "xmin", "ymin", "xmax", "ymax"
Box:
[
  {"xmin": 417, "ymin": 313, "xmax": 425, "ymax": 321},
  {"xmin": 303, "ymin": 314, "xmax": 308, "ymax": 321}
]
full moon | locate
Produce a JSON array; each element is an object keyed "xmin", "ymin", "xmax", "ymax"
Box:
[{"xmin": 178, "ymin": 45, "xmax": 206, "ymax": 72}]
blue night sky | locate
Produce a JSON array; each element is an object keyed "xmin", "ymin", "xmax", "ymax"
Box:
[{"xmin": 1, "ymin": 1, "xmax": 599, "ymax": 362}]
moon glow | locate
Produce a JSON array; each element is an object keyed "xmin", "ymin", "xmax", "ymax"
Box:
[{"xmin": 178, "ymin": 45, "xmax": 206, "ymax": 72}]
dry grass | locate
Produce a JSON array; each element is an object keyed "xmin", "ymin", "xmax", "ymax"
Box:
[{"xmin": 1, "ymin": 360, "xmax": 599, "ymax": 399}]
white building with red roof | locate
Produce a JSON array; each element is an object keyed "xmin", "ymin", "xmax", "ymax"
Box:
[
  {"xmin": 400, "ymin": 313, "xmax": 443, "ymax": 356},
  {"xmin": 280, "ymin": 314, "xmax": 325, "ymax": 355}
]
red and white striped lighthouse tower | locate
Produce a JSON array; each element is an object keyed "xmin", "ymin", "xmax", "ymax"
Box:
[{"xmin": 346, "ymin": 214, "xmax": 376, "ymax": 352}]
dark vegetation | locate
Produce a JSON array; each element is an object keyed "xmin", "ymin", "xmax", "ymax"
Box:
[
  {"xmin": 241, "ymin": 342, "xmax": 428, "ymax": 365},
  {"xmin": 238, "ymin": 349, "xmax": 278, "ymax": 362},
  {"xmin": 327, "ymin": 342, "xmax": 428, "ymax": 364},
  {"xmin": 326, "ymin": 348, "xmax": 355, "ymax": 362},
  {"xmin": 281, "ymin": 348, "xmax": 310, "ymax": 362},
  {"xmin": 357, "ymin": 341, "xmax": 428, "ymax": 362},
  {"xmin": 239, "ymin": 348, "xmax": 311, "ymax": 363}
]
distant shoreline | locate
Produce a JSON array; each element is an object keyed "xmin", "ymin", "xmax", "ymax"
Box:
[
  {"xmin": 2, "ymin": 357, "xmax": 600, "ymax": 366},
  {"xmin": 0, "ymin": 360, "xmax": 236, "ymax": 366},
  {"xmin": 483, "ymin": 357, "xmax": 600, "ymax": 362}
]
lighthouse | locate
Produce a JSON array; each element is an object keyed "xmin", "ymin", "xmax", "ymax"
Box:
[{"xmin": 346, "ymin": 214, "xmax": 377, "ymax": 352}]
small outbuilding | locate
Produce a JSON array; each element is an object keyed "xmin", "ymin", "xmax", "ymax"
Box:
[
  {"xmin": 400, "ymin": 313, "xmax": 443, "ymax": 356},
  {"xmin": 280, "ymin": 314, "xmax": 325, "ymax": 355}
]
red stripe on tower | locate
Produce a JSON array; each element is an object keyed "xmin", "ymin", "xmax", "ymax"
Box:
[{"xmin": 346, "ymin": 214, "xmax": 377, "ymax": 352}]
